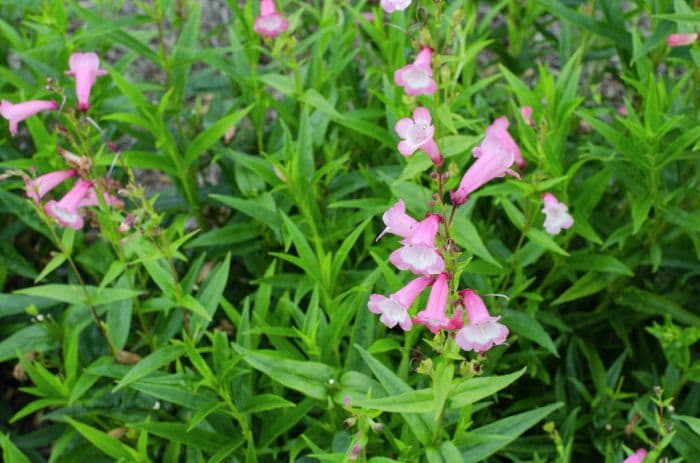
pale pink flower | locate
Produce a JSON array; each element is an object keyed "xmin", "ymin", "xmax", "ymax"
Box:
[
  {"xmin": 617, "ymin": 105, "xmax": 628, "ymax": 117},
  {"xmin": 394, "ymin": 47, "xmax": 437, "ymax": 96},
  {"xmin": 254, "ymin": 0, "xmax": 288, "ymax": 38},
  {"xmin": 79, "ymin": 187, "xmax": 124, "ymax": 208},
  {"xmin": 381, "ymin": 0, "xmax": 411, "ymax": 13},
  {"xmin": 66, "ymin": 52, "xmax": 107, "ymax": 111},
  {"xmin": 376, "ymin": 199, "xmax": 417, "ymax": 241},
  {"xmin": 368, "ymin": 276, "xmax": 433, "ymax": 330},
  {"xmin": 450, "ymin": 116, "xmax": 521, "ymax": 205},
  {"xmin": 44, "ymin": 179, "xmax": 92, "ymax": 230},
  {"xmin": 622, "ymin": 448, "xmax": 647, "ymax": 463},
  {"xmin": 520, "ymin": 106, "xmax": 533, "ymax": 126},
  {"xmin": 395, "ymin": 106, "xmax": 442, "ymax": 165},
  {"xmin": 414, "ymin": 273, "xmax": 450, "ymax": 333},
  {"xmin": 542, "ymin": 192, "xmax": 574, "ymax": 235},
  {"xmin": 667, "ymin": 33, "xmax": 699, "ymax": 47},
  {"xmin": 361, "ymin": 12, "xmax": 376, "ymax": 22},
  {"xmin": 0, "ymin": 100, "xmax": 58, "ymax": 136},
  {"xmin": 24, "ymin": 169, "xmax": 76, "ymax": 202},
  {"xmin": 389, "ymin": 214, "xmax": 445, "ymax": 275},
  {"xmin": 455, "ymin": 290, "xmax": 509, "ymax": 353}
]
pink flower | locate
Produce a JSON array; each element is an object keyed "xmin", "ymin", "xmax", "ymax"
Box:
[
  {"xmin": 389, "ymin": 214, "xmax": 445, "ymax": 275},
  {"xmin": 622, "ymin": 448, "xmax": 647, "ymax": 463},
  {"xmin": 541, "ymin": 193, "xmax": 574, "ymax": 235},
  {"xmin": 414, "ymin": 273, "xmax": 450, "ymax": 333},
  {"xmin": 0, "ymin": 100, "xmax": 58, "ymax": 136},
  {"xmin": 454, "ymin": 290, "xmax": 509, "ymax": 353},
  {"xmin": 376, "ymin": 199, "xmax": 417, "ymax": 241},
  {"xmin": 520, "ymin": 106, "xmax": 533, "ymax": 126},
  {"xmin": 381, "ymin": 0, "xmax": 411, "ymax": 13},
  {"xmin": 254, "ymin": 0, "xmax": 288, "ymax": 38},
  {"xmin": 44, "ymin": 179, "xmax": 93, "ymax": 230},
  {"xmin": 368, "ymin": 276, "xmax": 433, "ymax": 330},
  {"xmin": 24, "ymin": 169, "xmax": 77, "ymax": 202},
  {"xmin": 395, "ymin": 106, "xmax": 442, "ymax": 165},
  {"xmin": 79, "ymin": 187, "xmax": 124, "ymax": 208},
  {"xmin": 65, "ymin": 52, "xmax": 107, "ymax": 111},
  {"xmin": 667, "ymin": 33, "xmax": 699, "ymax": 47},
  {"xmin": 450, "ymin": 116, "xmax": 521, "ymax": 205},
  {"xmin": 394, "ymin": 47, "xmax": 437, "ymax": 96}
]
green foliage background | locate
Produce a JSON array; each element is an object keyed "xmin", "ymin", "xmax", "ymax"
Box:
[{"xmin": 0, "ymin": 0, "xmax": 699, "ymax": 462}]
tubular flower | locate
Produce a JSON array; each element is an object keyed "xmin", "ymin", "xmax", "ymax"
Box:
[
  {"xmin": 389, "ymin": 214, "xmax": 445, "ymax": 275},
  {"xmin": 368, "ymin": 276, "xmax": 433, "ymax": 331},
  {"xmin": 414, "ymin": 273, "xmax": 450, "ymax": 333},
  {"xmin": 381, "ymin": 0, "xmax": 411, "ymax": 13},
  {"xmin": 376, "ymin": 199, "xmax": 417, "ymax": 241},
  {"xmin": 455, "ymin": 290, "xmax": 509, "ymax": 353},
  {"xmin": 24, "ymin": 169, "xmax": 77, "ymax": 202},
  {"xmin": 44, "ymin": 179, "xmax": 93, "ymax": 230},
  {"xmin": 667, "ymin": 33, "xmax": 699, "ymax": 47},
  {"xmin": 66, "ymin": 52, "xmax": 107, "ymax": 111},
  {"xmin": 395, "ymin": 106, "xmax": 442, "ymax": 165},
  {"xmin": 0, "ymin": 100, "xmax": 58, "ymax": 136},
  {"xmin": 394, "ymin": 47, "xmax": 437, "ymax": 96},
  {"xmin": 79, "ymin": 187, "xmax": 124, "ymax": 209},
  {"xmin": 520, "ymin": 105, "xmax": 533, "ymax": 128},
  {"xmin": 541, "ymin": 193, "xmax": 574, "ymax": 235},
  {"xmin": 254, "ymin": 0, "xmax": 288, "ymax": 38},
  {"xmin": 622, "ymin": 449, "xmax": 647, "ymax": 463},
  {"xmin": 450, "ymin": 116, "xmax": 521, "ymax": 205}
]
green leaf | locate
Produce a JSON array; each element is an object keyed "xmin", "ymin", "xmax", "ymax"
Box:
[
  {"xmin": 564, "ymin": 253, "xmax": 633, "ymax": 276},
  {"xmin": 65, "ymin": 417, "xmax": 143, "ymax": 462},
  {"xmin": 537, "ymin": 0, "xmax": 629, "ymax": 48},
  {"xmin": 113, "ymin": 345, "xmax": 185, "ymax": 392},
  {"xmin": 355, "ymin": 345, "xmax": 433, "ymax": 444},
  {"xmin": 233, "ymin": 345, "xmax": 335, "ymax": 400},
  {"xmin": 0, "ymin": 324, "xmax": 57, "ymax": 362},
  {"xmin": 526, "ymin": 229, "xmax": 569, "ymax": 256},
  {"xmin": 0, "ymin": 433, "xmax": 31, "ymax": 463},
  {"xmin": 184, "ymin": 105, "xmax": 253, "ymax": 167},
  {"xmin": 127, "ymin": 421, "xmax": 237, "ymax": 452},
  {"xmin": 448, "ymin": 368, "xmax": 527, "ymax": 408},
  {"xmin": 553, "ymin": 272, "xmax": 614, "ymax": 305},
  {"xmin": 677, "ymin": 415, "xmax": 700, "ymax": 435},
  {"xmin": 458, "ymin": 403, "xmax": 563, "ymax": 462},
  {"xmin": 14, "ymin": 284, "xmax": 143, "ymax": 306},
  {"xmin": 616, "ymin": 288, "xmax": 700, "ymax": 326},
  {"xmin": 451, "ymin": 214, "xmax": 502, "ymax": 267},
  {"xmin": 503, "ymin": 310, "xmax": 559, "ymax": 356}
]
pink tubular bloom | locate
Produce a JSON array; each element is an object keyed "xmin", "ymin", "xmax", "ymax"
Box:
[
  {"xmin": 254, "ymin": 0, "xmax": 288, "ymax": 38},
  {"xmin": 394, "ymin": 47, "xmax": 437, "ymax": 96},
  {"xmin": 520, "ymin": 106, "xmax": 533, "ymax": 127},
  {"xmin": 622, "ymin": 448, "xmax": 647, "ymax": 463},
  {"xmin": 455, "ymin": 290, "xmax": 509, "ymax": 353},
  {"xmin": 450, "ymin": 116, "xmax": 521, "ymax": 205},
  {"xmin": 381, "ymin": 0, "xmax": 411, "ymax": 13},
  {"xmin": 389, "ymin": 214, "xmax": 445, "ymax": 275},
  {"xmin": 368, "ymin": 276, "xmax": 433, "ymax": 331},
  {"xmin": 0, "ymin": 100, "xmax": 58, "ymax": 136},
  {"xmin": 44, "ymin": 179, "xmax": 92, "ymax": 230},
  {"xmin": 24, "ymin": 169, "xmax": 77, "ymax": 202},
  {"xmin": 542, "ymin": 192, "xmax": 574, "ymax": 235},
  {"xmin": 395, "ymin": 106, "xmax": 443, "ymax": 165},
  {"xmin": 376, "ymin": 199, "xmax": 417, "ymax": 241},
  {"xmin": 667, "ymin": 33, "xmax": 699, "ymax": 47},
  {"xmin": 79, "ymin": 187, "xmax": 124, "ymax": 209},
  {"xmin": 65, "ymin": 52, "xmax": 107, "ymax": 111},
  {"xmin": 414, "ymin": 273, "xmax": 450, "ymax": 333}
]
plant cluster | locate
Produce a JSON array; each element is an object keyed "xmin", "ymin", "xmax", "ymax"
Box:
[{"xmin": 0, "ymin": 1, "xmax": 699, "ymax": 462}]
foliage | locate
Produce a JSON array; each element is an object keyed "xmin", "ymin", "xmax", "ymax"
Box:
[{"xmin": 0, "ymin": 0, "xmax": 699, "ymax": 462}]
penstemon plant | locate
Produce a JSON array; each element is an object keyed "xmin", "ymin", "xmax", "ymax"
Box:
[{"xmin": 1, "ymin": 1, "xmax": 699, "ymax": 462}]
